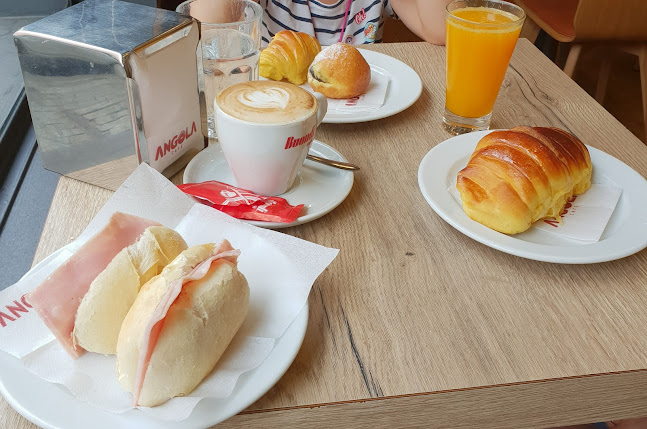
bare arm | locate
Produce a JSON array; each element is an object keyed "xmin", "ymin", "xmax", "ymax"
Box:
[
  {"xmin": 390, "ymin": 0, "xmax": 453, "ymax": 45},
  {"xmin": 188, "ymin": 0, "xmax": 250, "ymax": 24}
]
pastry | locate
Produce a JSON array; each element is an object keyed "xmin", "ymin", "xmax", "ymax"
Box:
[
  {"xmin": 259, "ymin": 30, "xmax": 321, "ymax": 85},
  {"xmin": 456, "ymin": 126, "xmax": 592, "ymax": 234},
  {"xmin": 116, "ymin": 241, "xmax": 249, "ymax": 407},
  {"xmin": 308, "ymin": 43, "xmax": 371, "ymax": 99}
]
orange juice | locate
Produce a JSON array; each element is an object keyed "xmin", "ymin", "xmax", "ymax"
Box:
[{"xmin": 445, "ymin": 6, "xmax": 523, "ymax": 119}]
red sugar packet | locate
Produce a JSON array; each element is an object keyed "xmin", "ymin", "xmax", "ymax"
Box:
[{"xmin": 178, "ymin": 181, "xmax": 304, "ymax": 223}]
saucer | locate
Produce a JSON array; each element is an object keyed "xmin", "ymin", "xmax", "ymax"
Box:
[{"xmin": 183, "ymin": 140, "xmax": 355, "ymax": 228}]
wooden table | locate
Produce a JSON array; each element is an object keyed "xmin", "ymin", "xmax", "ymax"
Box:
[{"xmin": 3, "ymin": 40, "xmax": 647, "ymax": 429}]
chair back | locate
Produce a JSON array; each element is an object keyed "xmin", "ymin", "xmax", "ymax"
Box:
[{"xmin": 574, "ymin": 0, "xmax": 647, "ymax": 42}]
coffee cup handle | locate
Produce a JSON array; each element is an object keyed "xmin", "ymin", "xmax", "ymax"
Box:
[{"xmin": 313, "ymin": 92, "xmax": 328, "ymax": 127}]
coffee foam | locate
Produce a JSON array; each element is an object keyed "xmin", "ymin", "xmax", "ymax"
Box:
[
  {"xmin": 217, "ymin": 80, "xmax": 316, "ymax": 125},
  {"xmin": 237, "ymin": 87, "xmax": 290, "ymax": 110}
]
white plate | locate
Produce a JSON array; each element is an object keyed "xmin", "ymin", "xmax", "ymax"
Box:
[
  {"xmin": 260, "ymin": 49, "xmax": 422, "ymax": 124},
  {"xmin": 418, "ymin": 130, "xmax": 647, "ymax": 264},
  {"xmin": 0, "ymin": 307, "xmax": 308, "ymax": 429},
  {"xmin": 0, "ymin": 246, "xmax": 309, "ymax": 429},
  {"xmin": 320, "ymin": 49, "xmax": 422, "ymax": 124},
  {"xmin": 183, "ymin": 140, "xmax": 354, "ymax": 229}
]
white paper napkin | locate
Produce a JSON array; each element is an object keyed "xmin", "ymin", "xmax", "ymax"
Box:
[
  {"xmin": 532, "ymin": 184, "xmax": 622, "ymax": 243},
  {"xmin": 327, "ymin": 71, "xmax": 389, "ymax": 112},
  {"xmin": 450, "ymin": 183, "xmax": 622, "ymax": 243},
  {"xmin": 0, "ymin": 163, "xmax": 339, "ymax": 421},
  {"xmin": 301, "ymin": 70, "xmax": 389, "ymax": 113}
]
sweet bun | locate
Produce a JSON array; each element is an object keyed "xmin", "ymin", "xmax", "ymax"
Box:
[
  {"xmin": 308, "ymin": 43, "xmax": 371, "ymax": 99},
  {"xmin": 456, "ymin": 126, "xmax": 592, "ymax": 234},
  {"xmin": 116, "ymin": 242, "xmax": 249, "ymax": 407}
]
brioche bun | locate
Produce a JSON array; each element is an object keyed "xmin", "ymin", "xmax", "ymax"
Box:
[{"xmin": 307, "ymin": 43, "xmax": 371, "ymax": 99}]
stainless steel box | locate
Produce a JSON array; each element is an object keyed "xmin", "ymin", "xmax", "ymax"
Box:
[{"xmin": 14, "ymin": 0, "xmax": 206, "ymax": 190}]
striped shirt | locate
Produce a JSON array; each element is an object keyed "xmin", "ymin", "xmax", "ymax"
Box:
[{"xmin": 260, "ymin": 0, "xmax": 397, "ymax": 47}]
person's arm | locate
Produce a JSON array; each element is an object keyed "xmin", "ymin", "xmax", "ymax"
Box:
[
  {"xmin": 390, "ymin": 0, "xmax": 453, "ymax": 45},
  {"xmin": 186, "ymin": 0, "xmax": 249, "ymax": 24}
]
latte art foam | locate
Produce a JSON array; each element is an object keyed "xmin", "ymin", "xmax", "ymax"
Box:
[
  {"xmin": 238, "ymin": 87, "xmax": 290, "ymax": 110},
  {"xmin": 217, "ymin": 80, "xmax": 317, "ymax": 125}
]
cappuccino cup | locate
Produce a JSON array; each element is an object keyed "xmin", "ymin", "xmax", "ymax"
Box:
[{"xmin": 215, "ymin": 80, "xmax": 328, "ymax": 196}]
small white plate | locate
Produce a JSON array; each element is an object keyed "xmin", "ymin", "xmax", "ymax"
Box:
[
  {"xmin": 0, "ymin": 246, "xmax": 309, "ymax": 429},
  {"xmin": 183, "ymin": 140, "xmax": 354, "ymax": 228},
  {"xmin": 260, "ymin": 50, "xmax": 422, "ymax": 124},
  {"xmin": 418, "ymin": 130, "xmax": 647, "ymax": 264},
  {"xmin": 320, "ymin": 49, "xmax": 422, "ymax": 124}
]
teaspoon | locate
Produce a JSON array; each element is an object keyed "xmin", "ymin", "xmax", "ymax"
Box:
[{"xmin": 306, "ymin": 154, "xmax": 360, "ymax": 170}]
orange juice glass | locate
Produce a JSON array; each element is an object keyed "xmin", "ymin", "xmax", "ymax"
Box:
[{"xmin": 443, "ymin": 0, "xmax": 525, "ymax": 135}]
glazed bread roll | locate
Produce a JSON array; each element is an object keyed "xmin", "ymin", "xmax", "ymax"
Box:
[
  {"xmin": 73, "ymin": 226, "xmax": 187, "ymax": 355},
  {"xmin": 116, "ymin": 241, "xmax": 249, "ymax": 407},
  {"xmin": 259, "ymin": 30, "xmax": 321, "ymax": 85},
  {"xmin": 456, "ymin": 126, "xmax": 592, "ymax": 234},
  {"xmin": 308, "ymin": 43, "xmax": 371, "ymax": 99}
]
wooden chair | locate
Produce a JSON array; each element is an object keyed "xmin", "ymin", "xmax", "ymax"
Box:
[
  {"xmin": 514, "ymin": 0, "xmax": 647, "ymax": 141},
  {"xmin": 382, "ymin": 17, "xmax": 422, "ymax": 43}
]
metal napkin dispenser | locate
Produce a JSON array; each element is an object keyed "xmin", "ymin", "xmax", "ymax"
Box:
[{"xmin": 14, "ymin": 0, "xmax": 206, "ymax": 190}]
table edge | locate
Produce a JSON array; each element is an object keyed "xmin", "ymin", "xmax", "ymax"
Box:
[
  {"xmin": 225, "ymin": 370, "xmax": 647, "ymax": 428},
  {"xmin": 243, "ymin": 368, "xmax": 647, "ymax": 414}
]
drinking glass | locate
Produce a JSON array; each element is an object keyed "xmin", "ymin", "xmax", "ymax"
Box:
[
  {"xmin": 176, "ymin": 0, "xmax": 262, "ymax": 139},
  {"xmin": 443, "ymin": 0, "xmax": 525, "ymax": 135}
]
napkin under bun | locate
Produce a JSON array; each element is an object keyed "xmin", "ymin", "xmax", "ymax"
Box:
[{"xmin": 308, "ymin": 43, "xmax": 371, "ymax": 99}]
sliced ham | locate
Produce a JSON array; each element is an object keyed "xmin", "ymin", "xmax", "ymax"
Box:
[
  {"xmin": 132, "ymin": 240, "xmax": 239, "ymax": 406},
  {"xmin": 28, "ymin": 212, "xmax": 160, "ymax": 358}
]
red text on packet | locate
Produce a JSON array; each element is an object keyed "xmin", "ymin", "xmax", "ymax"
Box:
[
  {"xmin": 543, "ymin": 195, "xmax": 578, "ymax": 228},
  {"xmin": 0, "ymin": 294, "xmax": 32, "ymax": 328},
  {"xmin": 155, "ymin": 121, "xmax": 197, "ymax": 161}
]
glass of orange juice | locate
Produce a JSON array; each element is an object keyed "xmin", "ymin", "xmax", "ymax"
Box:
[{"xmin": 443, "ymin": 0, "xmax": 525, "ymax": 135}]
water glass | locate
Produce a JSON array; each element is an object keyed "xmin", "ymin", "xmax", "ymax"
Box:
[{"xmin": 176, "ymin": 0, "xmax": 262, "ymax": 139}]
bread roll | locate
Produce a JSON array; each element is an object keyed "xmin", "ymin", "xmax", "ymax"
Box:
[
  {"xmin": 308, "ymin": 43, "xmax": 371, "ymax": 99},
  {"xmin": 116, "ymin": 242, "xmax": 249, "ymax": 407},
  {"xmin": 259, "ymin": 30, "xmax": 321, "ymax": 85},
  {"xmin": 28, "ymin": 212, "xmax": 161, "ymax": 358},
  {"xmin": 456, "ymin": 126, "xmax": 592, "ymax": 234},
  {"xmin": 73, "ymin": 226, "xmax": 187, "ymax": 355}
]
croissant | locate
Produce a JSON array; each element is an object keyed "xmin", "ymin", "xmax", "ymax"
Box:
[
  {"xmin": 456, "ymin": 126, "xmax": 592, "ymax": 234},
  {"xmin": 260, "ymin": 30, "xmax": 321, "ymax": 85}
]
